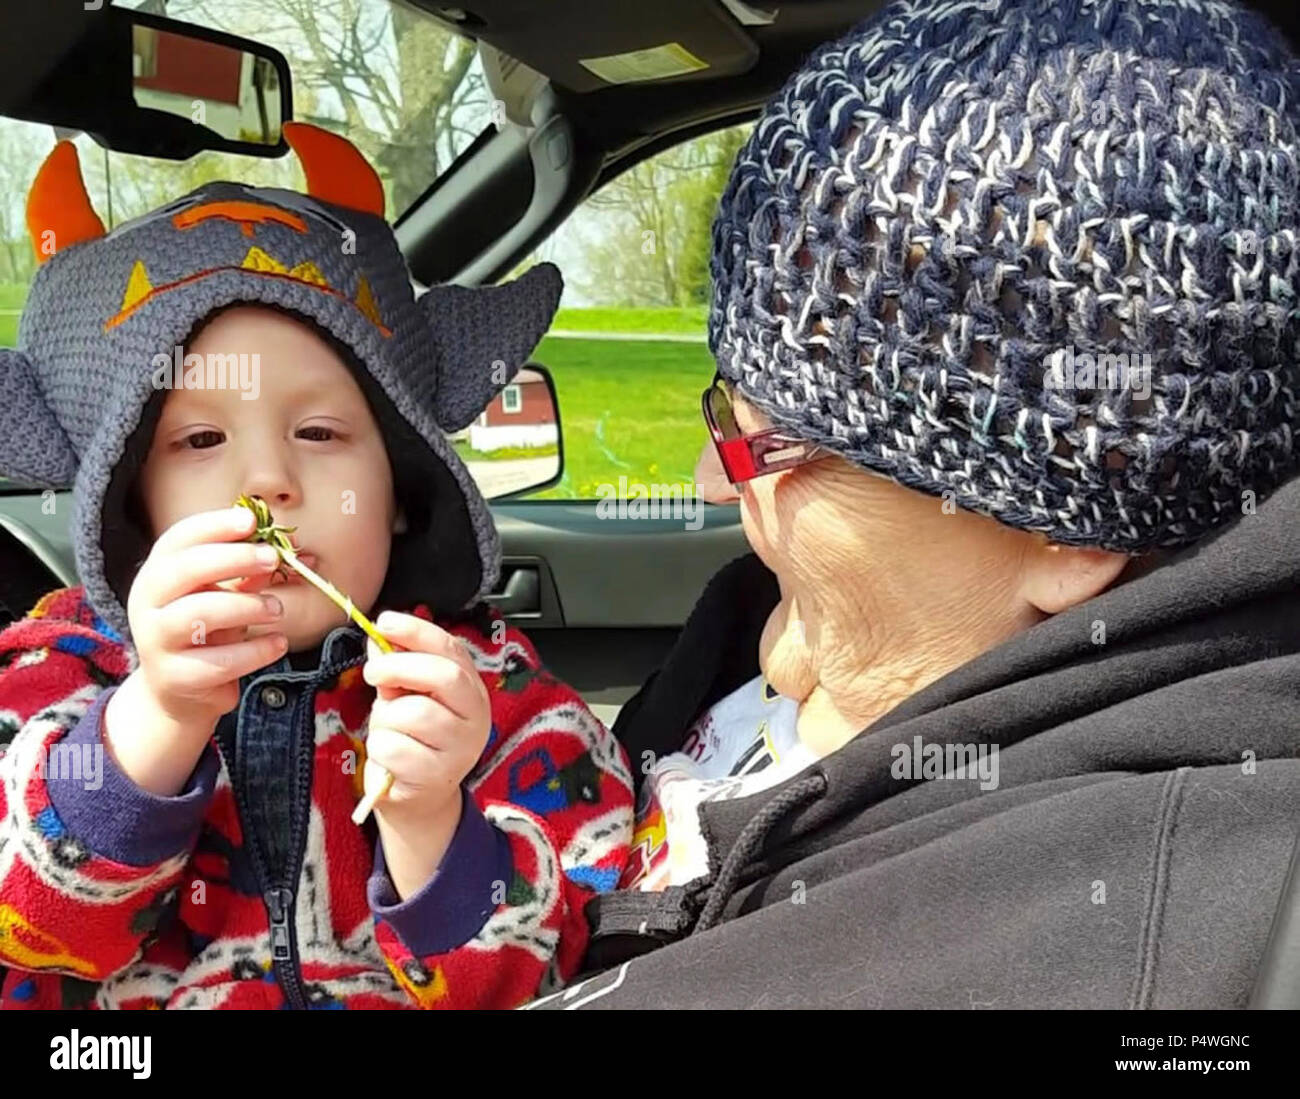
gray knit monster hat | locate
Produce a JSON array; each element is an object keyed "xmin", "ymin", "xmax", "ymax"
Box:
[
  {"xmin": 709, "ymin": 0, "xmax": 1300, "ymax": 551},
  {"xmin": 0, "ymin": 122, "xmax": 561, "ymax": 641}
]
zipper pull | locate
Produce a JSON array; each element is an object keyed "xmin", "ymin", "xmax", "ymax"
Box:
[{"xmin": 265, "ymin": 888, "xmax": 293, "ymax": 961}]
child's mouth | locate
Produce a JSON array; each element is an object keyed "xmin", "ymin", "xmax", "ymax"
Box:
[{"xmin": 272, "ymin": 551, "xmax": 318, "ymax": 585}]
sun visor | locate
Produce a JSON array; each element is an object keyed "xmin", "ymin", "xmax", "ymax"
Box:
[{"xmin": 414, "ymin": 0, "xmax": 761, "ymax": 93}]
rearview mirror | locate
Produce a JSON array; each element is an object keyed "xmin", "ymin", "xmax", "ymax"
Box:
[
  {"xmin": 132, "ymin": 21, "xmax": 285, "ymax": 148},
  {"xmin": 447, "ymin": 365, "xmax": 564, "ymax": 500},
  {"xmin": 0, "ymin": 7, "xmax": 292, "ymax": 159}
]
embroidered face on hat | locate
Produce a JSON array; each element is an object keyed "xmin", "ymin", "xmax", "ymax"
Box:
[{"xmin": 0, "ymin": 122, "xmax": 563, "ymax": 641}]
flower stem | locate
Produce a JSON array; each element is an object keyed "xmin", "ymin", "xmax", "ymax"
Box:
[
  {"xmin": 234, "ymin": 493, "xmax": 397, "ymax": 824},
  {"xmin": 279, "ymin": 548, "xmax": 393, "ymax": 653},
  {"xmin": 234, "ymin": 493, "xmax": 392, "ymax": 652}
]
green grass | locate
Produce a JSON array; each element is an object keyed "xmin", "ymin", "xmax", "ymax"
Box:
[
  {"xmin": 530, "ymin": 334, "xmax": 711, "ymax": 500},
  {"xmin": 0, "ymin": 283, "xmax": 24, "ymax": 347},
  {"xmin": 0, "ymin": 283, "xmax": 27, "ymax": 312},
  {"xmin": 551, "ymin": 305, "xmax": 708, "ymax": 336}
]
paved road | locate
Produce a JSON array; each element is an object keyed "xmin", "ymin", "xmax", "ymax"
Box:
[{"xmin": 464, "ymin": 456, "xmax": 558, "ymax": 497}]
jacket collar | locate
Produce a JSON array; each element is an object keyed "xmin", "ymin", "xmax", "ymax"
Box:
[{"xmin": 245, "ymin": 622, "xmax": 369, "ymax": 687}]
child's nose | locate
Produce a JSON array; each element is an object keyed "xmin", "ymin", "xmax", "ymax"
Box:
[{"xmin": 242, "ymin": 468, "xmax": 302, "ymax": 511}]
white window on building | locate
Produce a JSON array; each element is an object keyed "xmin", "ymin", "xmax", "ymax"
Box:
[{"xmin": 501, "ymin": 384, "xmax": 522, "ymax": 414}]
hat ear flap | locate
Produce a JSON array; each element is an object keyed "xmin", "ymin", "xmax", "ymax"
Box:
[
  {"xmin": 0, "ymin": 349, "xmax": 77, "ymax": 488},
  {"xmin": 418, "ymin": 263, "xmax": 563, "ymax": 432}
]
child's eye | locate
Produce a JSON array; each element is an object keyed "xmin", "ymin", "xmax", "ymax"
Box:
[
  {"xmin": 297, "ymin": 425, "xmax": 336, "ymax": 442},
  {"xmin": 183, "ymin": 430, "xmax": 224, "ymax": 449}
]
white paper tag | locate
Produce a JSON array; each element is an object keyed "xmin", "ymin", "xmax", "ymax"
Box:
[{"xmin": 578, "ymin": 42, "xmax": 709, "ymax": 85}]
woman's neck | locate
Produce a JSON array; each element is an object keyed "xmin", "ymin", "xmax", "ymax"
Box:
[{"xmin": 758, "ymin": 567, "xmax": 1043, "ymax": 759}]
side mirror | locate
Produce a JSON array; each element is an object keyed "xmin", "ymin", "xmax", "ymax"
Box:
[{"xmin": 447, "ymin": 364, "xmax": 564, "ymax": 500}]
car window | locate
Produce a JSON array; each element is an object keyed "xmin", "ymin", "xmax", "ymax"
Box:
[
  {"xmin": 0, "ymin": 0, "xmax": 491, "ymax": 325},
  {"xmin": 519, "ymin": 122, "xmax": 753, "ymax": 501}
]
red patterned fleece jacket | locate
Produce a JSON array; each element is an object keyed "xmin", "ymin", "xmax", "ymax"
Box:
[{"xmin": 0, "ymin": 587, "xmax": 633, "ymax": 1009}]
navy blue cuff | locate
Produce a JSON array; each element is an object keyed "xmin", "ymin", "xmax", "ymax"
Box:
[
  {"xmin": 368, "ymin": 789, "xmax": 514, "ymax": 956},
  {"xmin": 44, "ymin": 686, "xmax": 221, "ymax": 867}
]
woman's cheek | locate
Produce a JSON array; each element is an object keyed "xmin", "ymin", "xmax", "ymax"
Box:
[{"xmin": 694, "ymin": 440, "xmax": 739, "ymax": 505}]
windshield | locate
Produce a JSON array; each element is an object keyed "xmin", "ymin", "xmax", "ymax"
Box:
[{"xmin": 0, "ymin": 0, "xmax": 492, "ymax": 491}]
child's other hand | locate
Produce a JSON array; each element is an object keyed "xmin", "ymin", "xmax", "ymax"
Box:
[{"xmin": 361, "ymin": 610, "xmax": 491, "ymax": 828}]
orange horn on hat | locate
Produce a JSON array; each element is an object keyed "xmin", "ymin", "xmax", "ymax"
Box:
[
  {"xmin": 283, "ymin": 121, "xmax": 385, "ymax": 218},
  {"xmin": 26, "ymin": 141, "xmax": 106, "ymax": 265}
]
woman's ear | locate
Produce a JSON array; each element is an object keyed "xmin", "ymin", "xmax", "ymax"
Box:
[{"xmin": 1019, "ymin": 539, "xmax": 1132, "ymax": 615}]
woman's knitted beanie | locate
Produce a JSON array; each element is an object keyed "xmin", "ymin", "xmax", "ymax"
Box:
[{"xmin": 708, "ymin": 0, "xmax": 1300, "ymax": 550}]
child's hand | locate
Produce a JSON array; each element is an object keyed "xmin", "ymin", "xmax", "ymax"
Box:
[
  {"xmin": 104, "ymin": 506, "xmax": 289, "ymax": 796},
  {"xmin": 361, "ymin": 611, "xmax": 492, "ymax": 895},
  {"xmin": 361, "ymin": 610, "xmax": 491, "ymax": 816}
]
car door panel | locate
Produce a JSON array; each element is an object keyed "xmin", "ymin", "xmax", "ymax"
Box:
[{"xmin": 492, "ymin": 501, "xmax": 748, "ymax": 716}]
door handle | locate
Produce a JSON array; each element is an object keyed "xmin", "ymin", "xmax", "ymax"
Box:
[{"xmin": 490, "ymin": 565, "xmax": 541, "ymax": 616}]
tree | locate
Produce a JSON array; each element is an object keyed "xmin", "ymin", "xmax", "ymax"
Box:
[
  {"xmin": 81, "ymin": 0, "xmax": 490, "ymax": 218},
  {"xmin": 572, "ymin": 123, "xmax": 751, "ymax": 307},
  {"xmin": 0, "ymin": 120, "xmax": 44, "ymax": 284},
  {"xmin": 674, "ymin": 125, "xmax": 748, "ymax": 304},
  {"xmin": 181, "ymin": 0, "xmax": 489, "ymax": 214}
]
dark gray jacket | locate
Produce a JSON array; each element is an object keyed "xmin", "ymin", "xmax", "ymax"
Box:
[{"xmin": 531, "ymin": 476, "xmax": 1300, "ymax": 1009}]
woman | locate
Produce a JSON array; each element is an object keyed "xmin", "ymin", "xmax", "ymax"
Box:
[{"xmin": 539, "ymin": 0, "xmax": 1300, "ymax": 1009}]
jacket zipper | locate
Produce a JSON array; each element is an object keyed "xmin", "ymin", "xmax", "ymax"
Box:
[
  {"xmin": 215, "ymin": 650, "xmax": 367, "ymax": 1010},
  {"xmin": 213, "ymin": 723, "xmax": 307, "ymax": 1009},
  {"xmin": 265, "ymin": 884, "xmax": 308, "ymax": 1008},
  {"xmin": 274, "ymin": 653, "xmax": 369, "ymax": 1009},
  {"xmin": 269, "ymin": 674, "xmax": 313, "ymax": 1011}
]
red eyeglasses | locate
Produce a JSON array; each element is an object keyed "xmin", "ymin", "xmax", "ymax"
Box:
[{"xmin": 700, "ymin": 374, "xmax": 831, "ymax": 484}]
